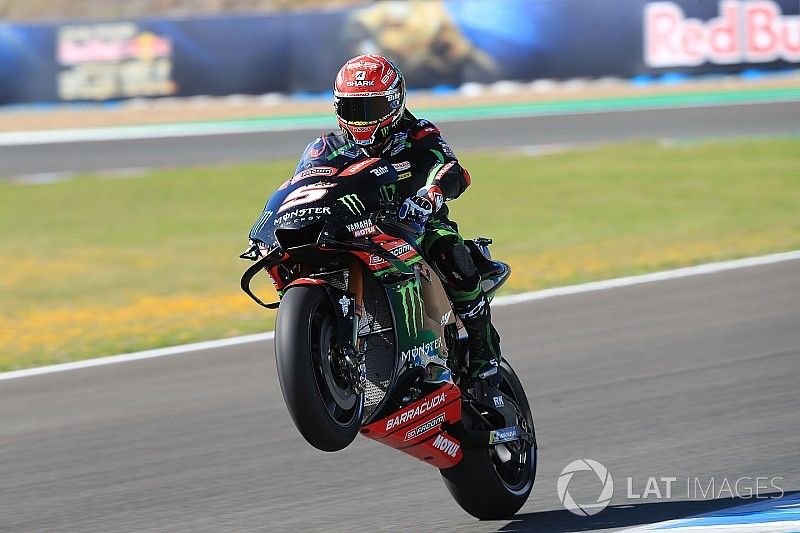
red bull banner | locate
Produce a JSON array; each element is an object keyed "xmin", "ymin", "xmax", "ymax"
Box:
[
  {"xmin": 57, "ymin": 23, "xmax": 176, "ymax": 100},
  {"xmin": 646, "ymin": 0, "xmax": 800, "ymax": 68}
]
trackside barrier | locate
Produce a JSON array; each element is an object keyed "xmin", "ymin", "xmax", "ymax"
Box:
[{"xmin": 0, "ymin": 0, "xmax": 797, "ymax": 105}]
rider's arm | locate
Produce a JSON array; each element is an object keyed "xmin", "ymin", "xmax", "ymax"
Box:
[{"xmin": 409, "ymin": 120, "xmax": 471, "ymax": 202}]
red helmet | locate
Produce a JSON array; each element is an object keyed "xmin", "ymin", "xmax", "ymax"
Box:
[{"xmin": 334, "ymin": 54, "xmax": 406, "ymax": 153}]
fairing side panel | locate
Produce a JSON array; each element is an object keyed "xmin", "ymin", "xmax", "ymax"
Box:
[
  {"xmin": 386, "ymin": 258, "xmax": 452, "ymax": 367},
  {"xmin": 360, "ymin": 382, "xmax": 463, "ymax": 468},
  {"xmin": 418, "ymin": 261, "xmax": 457, "ymax": 330}
]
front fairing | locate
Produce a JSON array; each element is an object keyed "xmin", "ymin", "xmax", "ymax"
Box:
[{"xmin": 249, "ymin": 160, "xmax": 397, "ymax": 252}]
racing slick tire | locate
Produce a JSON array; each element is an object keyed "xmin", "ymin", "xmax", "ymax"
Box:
[
  {"xmin": 275, "ymin": 286, "xmax": 362, "ymax": 452},
  {"xmin": 440, "ymin": 360, "xmax": 537, "ymax": 519}
]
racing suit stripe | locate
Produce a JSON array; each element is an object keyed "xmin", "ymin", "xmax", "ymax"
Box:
[{"xmin": 425, "ymin": 163, "xmax": 445, "ymax": 187}]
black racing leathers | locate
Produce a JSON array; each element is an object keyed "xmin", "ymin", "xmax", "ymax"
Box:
[
  {"xmin": 295, "ymin": 111, "xmax": 471, "ymax": 218},
  {"xmin": 295, "ymin": 110, "xmax": 501, "ymax": 377}
]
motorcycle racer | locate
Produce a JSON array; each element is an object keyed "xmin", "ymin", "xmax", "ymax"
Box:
[{"xmin": 295, "ymin": 54, "xmax": 502, "ymax": 385}]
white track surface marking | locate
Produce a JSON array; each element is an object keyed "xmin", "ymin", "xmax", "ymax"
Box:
[{"xmin": 1, "ymin": 250, "xmax": 798, "ymax": 382}]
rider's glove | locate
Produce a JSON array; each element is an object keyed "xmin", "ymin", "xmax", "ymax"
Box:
[
  {"xmin": 416, "ymin": 184, "xmax": 445, "ymax": 213},
  {"xmin": 399, "ymin": 195, "xmax": 433, "ymax": 225},
  {"xmin": 398, "ymin": 185, "xmax": 444, "ymax": 226}
]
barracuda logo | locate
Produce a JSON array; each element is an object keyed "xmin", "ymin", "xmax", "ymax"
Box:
[
  {"xmin": 398, "ymin": 278, "xmax": 424, "ymax": 337},
  {"xmin": 385, "ymin": 392, "xmax": 446, "ymax": 431},
  {"xmin": 379, "ymin": 183, "xmax": 397, "ymax": 202},
  {"xmin": 338, "ymin": 194, "xmax": 365, "ymax": 215}
]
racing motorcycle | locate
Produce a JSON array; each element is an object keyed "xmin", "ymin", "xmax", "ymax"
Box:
[{"xmin": 240, "ymin": 157, "xmax": 537, "ymax": 519}]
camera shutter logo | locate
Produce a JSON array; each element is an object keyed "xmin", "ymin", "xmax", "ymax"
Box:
[{"xmin": 557, "ymin": 459, "xmax": 614, "ymax": 516}]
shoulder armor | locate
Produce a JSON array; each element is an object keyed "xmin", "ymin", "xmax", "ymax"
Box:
[{"xmin": 409, "ymin": 118, "xmax": 441, "ymax": 141}]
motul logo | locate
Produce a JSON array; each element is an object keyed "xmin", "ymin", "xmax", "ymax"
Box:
[
  {"xmin": 433, "ymin": 434, "xmax": 460, "ymax": 457},
  {"xmin": 645, "ymin": 0, "xmax": 800, "ymax": 67}
]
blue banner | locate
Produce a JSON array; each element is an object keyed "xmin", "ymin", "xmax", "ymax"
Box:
[{"xmin": 1, "ymin": 0, "xmax": 798, "ymax": 105}]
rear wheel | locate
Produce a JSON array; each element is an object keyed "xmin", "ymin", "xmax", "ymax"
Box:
[
  {"xmin": 440, "ymin": 360, "xmax": 537, "ymax": 519},
  {"xmin": 275, "ymin": 286, "xmax": 362, "ymax": 452}
]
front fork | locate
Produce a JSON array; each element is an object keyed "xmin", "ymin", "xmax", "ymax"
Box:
[
  {"xmin": 348, "ymin": 258, "xmax": 365, "ymax": 348},
  {"xmin": 340, "ymin": 258, "xmax": 366, "ymax": 393},
  {"xmin": 307, "ymin": 258, "xmax": 367, "ymax": 394}
]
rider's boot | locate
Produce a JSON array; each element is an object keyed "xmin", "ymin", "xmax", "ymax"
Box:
[{"xmin": 457, "ymin": 294, "xmax": 503, "ymax": 386}]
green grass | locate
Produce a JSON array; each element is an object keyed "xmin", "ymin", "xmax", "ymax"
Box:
[{"xmin": 1, "ymin": 137, "xmax": 799, "ymax": 370}]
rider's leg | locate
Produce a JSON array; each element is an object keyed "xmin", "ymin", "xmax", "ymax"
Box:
[{"xmin": 423, "ymin": 219, "xmax": 502, "ymax": 383}]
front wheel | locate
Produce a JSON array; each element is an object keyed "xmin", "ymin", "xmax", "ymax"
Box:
[
  {"xmin": 440, "ymin": 360, "xmax": 537, "ymax": 519},
  {"xmin": 274, "ymin": 286, "xmax": 362, "ymax": 452}
]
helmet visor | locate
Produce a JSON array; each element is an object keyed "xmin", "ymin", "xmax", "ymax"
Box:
[{"xmin": 336, "ymin": 95, "xmax": 395, "ymax": 124}]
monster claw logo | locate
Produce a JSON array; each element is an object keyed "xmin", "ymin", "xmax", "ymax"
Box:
[
  {"xmin": 398, "ymin": 278, "xmax": 424, "ymax": 337},
  {"xmin": 379, "ymin": 183, "xmax": 397, "ymax": 202},
  {"xmin": 338, "ymin": 194, "xmax": 366, "ymax": 215},
  {"xmin": 250, "ymin": 209, "xmax": 273, "ymax": 234}
]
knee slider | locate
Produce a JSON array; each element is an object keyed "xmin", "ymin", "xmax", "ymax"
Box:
[
  {"xmin": 427, "ymin": 237, "xmax": 479, "ymax": 291},
  {"xmin": 451, "ymin": 242, "xmax": 477, "ymax": 279},
  {"xmin": 446, "ymin": 242, "xmax": 480, "ymax": 291}
]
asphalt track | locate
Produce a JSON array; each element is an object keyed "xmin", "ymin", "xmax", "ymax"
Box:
[
  {"xmin": 1, "ymin": 260, "xmax": 798, "ymax": 532},
  {"xmin": 1, "ymin": 101, "xmax": 799, "ymax": 177}
]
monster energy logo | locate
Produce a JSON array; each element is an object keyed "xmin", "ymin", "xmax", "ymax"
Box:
[
  {"xmin": 338, "ymin": 194, "xmax": 365, "ymax": 215},
  {"xmin": 379, "ymin": 183, "xmax": 397, "ymax": 202},
  {"xmin": 398, "ymin": 278, "xmax": 424, "ymax": 337}
]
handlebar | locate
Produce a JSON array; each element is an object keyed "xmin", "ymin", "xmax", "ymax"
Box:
[{"xmin": 374, "ymin": 207, "xmax": 425, "ymax": 239}]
